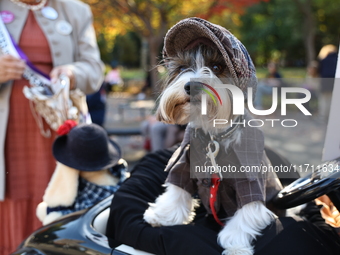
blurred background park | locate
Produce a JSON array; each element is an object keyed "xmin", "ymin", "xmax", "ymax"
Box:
[
  {"xmin": 82, "ymin": 0, "xmax": 339, "ymax": 172},
  {"xmin": 84, "ymin": 0, "xmax": 339, "ymax": 85}
]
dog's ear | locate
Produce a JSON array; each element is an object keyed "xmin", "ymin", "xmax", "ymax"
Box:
[
  {"xmin": 155, "ymin": 107, "xmax": 175, "ymax": 124},
  {"xmin": 155, "ymin": 107, "xmax": 166, "ymax": 122}
]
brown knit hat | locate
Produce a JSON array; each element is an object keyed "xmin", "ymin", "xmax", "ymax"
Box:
[{"xmin": 163, "ymin": 17, "xmax": 257, "ymax": 95}]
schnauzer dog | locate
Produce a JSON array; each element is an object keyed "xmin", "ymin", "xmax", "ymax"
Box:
[{"xmin": 143, "ymin": 18, "xmax": 282, "ymax": 255}]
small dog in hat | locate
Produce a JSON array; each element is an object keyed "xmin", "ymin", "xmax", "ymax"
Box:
[
  {"xmin": 36, "ymin": 121, "xmax": 127, "ymax": 225},
  {"xmin": 143, "ymin": 18, "xmax": 282, "ymax": 255}
]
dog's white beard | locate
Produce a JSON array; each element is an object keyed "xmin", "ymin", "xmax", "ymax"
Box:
[
  {"xmin": 190, "ymin": 77, "xmax": 233, "ymax": 135},
  {"xmin": 158, "ymin": 67, "xmax": 233, "ymax": 134},
  {"xmin": 218, "ymin": 201, "xmax": 276, "ymax": 255},
  {"xmin": 157, "ymin": 71, "xmax": 193, "ymax": 124},
  {"xmin": 143, "ymin": 183, "xmax": 199, "ymax": 226}
]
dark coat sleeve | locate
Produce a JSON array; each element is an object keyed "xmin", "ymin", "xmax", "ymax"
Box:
[
  {"xmin": 105, "ymin": 146, "xmax": 223, "ymax": 255},
  {"xmin": 105, "ymin": 147, "xmax": 340, "ymax": 255}
]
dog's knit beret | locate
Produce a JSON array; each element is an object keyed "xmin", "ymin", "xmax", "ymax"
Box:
[{"xmin": 163, "ymin": 17, "xmax": 257, "ymax": 95}]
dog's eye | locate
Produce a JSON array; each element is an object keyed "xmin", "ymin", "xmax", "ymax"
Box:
[
  {"xmin": 178, "ymin": 66, "xmax": 187, "ymax": 72},
  {"xmin": 212, "ymin": 65, "xmax": 223, "ymax": 74}
]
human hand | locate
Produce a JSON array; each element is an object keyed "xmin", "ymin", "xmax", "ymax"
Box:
[
  {"xmin": 50, "ymin": 66, "xmax": 75, "ymax": 90},
  {"xmin": 0, "ymin": 55, "xmax": 25, "ymax": 83}
]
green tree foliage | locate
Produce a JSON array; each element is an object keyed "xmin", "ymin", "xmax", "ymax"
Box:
[
  {"xmin": 83, "ymin": 0, "xmax": 268, "ymax": 91},
  {"xmin": 241, "ymin": 0, "xmax": 306, "ymax": 66},
  {"xmin": 314, "ymin": 0, "xmax": 340, "ymax": 50},
  {"xmin": 111, "ymin": 32, "xmax": 141, "ymax": 68},
  {"xmin": 98, "ymin": 32, "xmax": 141, "ymax": 68},
  {"xmin": 240, "ymin": 0, "xmax": 340, "ymax": 66}
]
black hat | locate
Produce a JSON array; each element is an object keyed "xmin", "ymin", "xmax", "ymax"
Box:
[{"xmin": 53, "ymin": 123, "xmax": 121, "ymax": 171}]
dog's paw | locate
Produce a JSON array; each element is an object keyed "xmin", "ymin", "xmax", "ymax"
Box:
[
  {"xmin": 143, "ymin": 204, "xmax": 163, "ymax": 227},
  {"xmin": 143, "ymin": 203, "xmax": 194, "ymax": 227},
  {"xmin": 218, "ymin": 226, "xmax": 254, "ymax": 255},
  {"xmin": 143, "ymin": 184, "xmax": 198, "ymax": 227},
  {"xmin": 222, "ymin": 245, "xmax": 253, "ymax": 255},
  {"xmin": 36, "ymin": 201, "xmax": 48, "ymax": 222},
  {"xmin": 218, "ymin": 230, "xmax": 254, "ymax": 255},
  {"xmin": 43, "ymin": 211, "xmax": 63, "ymax": 226}
]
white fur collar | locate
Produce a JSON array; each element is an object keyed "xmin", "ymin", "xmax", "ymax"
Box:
[{"xmin": 43, "ymin": 162, "xmax": 79, "ymax": 207}]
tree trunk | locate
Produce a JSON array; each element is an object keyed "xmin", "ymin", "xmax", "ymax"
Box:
[
  {"xmin": 302, "ymin": 0, "xmax": 316, "ymax": 64},
  {"xmin": 140, "ymin": 37, "xmax": 148, "ymax": 71},
  {"xmin": 294, "ymin": 0, "xmax": 316, "ymax": 64}
]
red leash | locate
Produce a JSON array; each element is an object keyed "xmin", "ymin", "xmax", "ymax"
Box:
[{"xmin": 210, "ymin": 173, "xmax": 224, "ymax": 226}]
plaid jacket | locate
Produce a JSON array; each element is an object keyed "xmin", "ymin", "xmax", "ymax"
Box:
[
  {"xmin": 47, "ymin": 164, "xmax": 127, "ymax": 216},
  {"xmin": 166, "ymin": 123, "xmax": 282, "ymax": 217}
]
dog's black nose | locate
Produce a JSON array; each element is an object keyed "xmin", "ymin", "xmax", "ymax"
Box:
[
  {"xmin": 184, "ymin": 82, "xmax": 204, "ymax": 96},
  {"xmin": 184, "ymin": 82, "xmax": 191, "ymax": 95}
]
